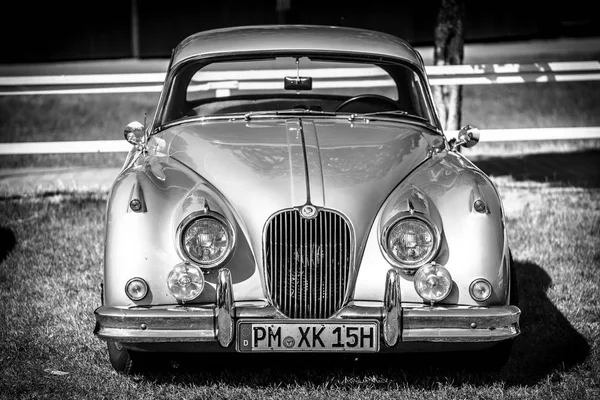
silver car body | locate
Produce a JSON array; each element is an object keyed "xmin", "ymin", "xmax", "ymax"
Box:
[{"xmin": 94, "ymin": 25, "xmax": 520, "ymax": 358}]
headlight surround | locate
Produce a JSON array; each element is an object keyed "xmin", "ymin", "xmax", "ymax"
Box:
[
  {"xmin": 178, "ymin": 211, "xmax": 234, "ymax": 268},
  {"xmin": 414, "ymin": 263, "xmax": 453, "ymax": 303},
  {"xmin": 167, "ymin": 263, "xmax": 205, "ymax": 302},
  {"xmin": 382, "ymin": 215, "xmax": 439, "ymax": 269}
]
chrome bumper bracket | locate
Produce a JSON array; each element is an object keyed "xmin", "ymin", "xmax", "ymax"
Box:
[
  {"xmin": 383, "ymin": 269, "xmax": 401, "ymax": 347},
  {"xmin": 216, "ymin": 268, "xmax": 235, "ymax": 347}
]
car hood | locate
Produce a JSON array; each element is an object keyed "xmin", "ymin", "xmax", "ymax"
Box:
[{"xmin": 160, "ymin": 117, "xmax": 441, "ymax": 252}]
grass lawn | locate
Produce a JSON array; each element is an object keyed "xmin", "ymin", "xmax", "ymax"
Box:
[{"xmin": 0, "ymin": 182, "xmax": 598, "ymax": 399}]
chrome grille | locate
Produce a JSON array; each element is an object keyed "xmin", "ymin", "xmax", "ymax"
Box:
[{"xmin": 265, "ymin": 209, "xmax": 352, "ymax": 319}]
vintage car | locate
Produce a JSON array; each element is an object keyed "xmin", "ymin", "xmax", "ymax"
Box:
[{"xmin": 94, "ymin": 25, "xmax": 520, "ymax": 373}]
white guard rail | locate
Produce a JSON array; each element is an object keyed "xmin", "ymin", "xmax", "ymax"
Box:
[
  {"xmin": 0, "ymin": 61, "xmax": 599, "ymax": 96},
  {"xmin": 1, "ymin": 127, "xmax": 599, "ymax": 155},
  {"xmin": 0, "ymin": 61, "xmax": 598, "ymax": 152}
]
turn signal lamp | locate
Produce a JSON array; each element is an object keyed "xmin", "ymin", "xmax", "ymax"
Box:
[
  {"xmin": 470, "ymin": 278, "xmax": 492, "ymax": 301},
  {"xmin": 125, "ymin": 278, "xmax": 148, "ymax": 301}
]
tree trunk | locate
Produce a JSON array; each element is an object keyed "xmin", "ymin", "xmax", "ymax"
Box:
[
  {"xmin": 276, "ymin": 0, "xmax": 291, "ymax": 24},
  {"xmin": 433, "ymin": 0, "xmax": 465, "ymax": 131}
]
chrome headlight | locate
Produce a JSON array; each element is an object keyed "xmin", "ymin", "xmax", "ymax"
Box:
[
  {"xmin": 414, "ymin": 263, "xmax": 453, "ymax": 303},
  {"xmin": 178, "ymin": 211, "xmax": 234, "ymax": 267},
  {"xmin": 383, "ymin": 216, "xmax": 439, "ymax": 268}
]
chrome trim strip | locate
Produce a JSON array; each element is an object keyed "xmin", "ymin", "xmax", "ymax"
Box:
[
  {"xmin": 150, "ymin": 48, "xmax": 174, "ymax": 134},
  {"xmin": 216, "ymin": 268, "xmax": 235, "ymax": 347},
  {"xmin": 296, "ymin": 119, "xmax": 313, "ymax": 204},
  {"xmin": 299, "ymin": 120, "xmax": 326, "ymax": 207},
  {"xmin": 285, "ymin": 120, "xmax": 310, "ymax": 206},
  {"xmin": 402, "ymin": 327, "xmax": 519, "ymax": 342}
]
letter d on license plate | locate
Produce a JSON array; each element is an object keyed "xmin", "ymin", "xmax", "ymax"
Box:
[{"xmin": 236, "ymin": 320, "xmax": 379, "ymax": 352}]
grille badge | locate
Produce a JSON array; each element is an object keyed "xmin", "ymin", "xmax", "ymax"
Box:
[{"xmin": 300, "ymin": 205, "xmax": 317, "ymax": 219}]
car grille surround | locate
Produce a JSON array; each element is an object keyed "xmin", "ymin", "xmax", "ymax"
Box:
[{"xmin": 264, "ymin": 208, "xmax": 353, "ymax": 319}]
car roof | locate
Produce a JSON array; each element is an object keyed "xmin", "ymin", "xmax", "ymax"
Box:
[{"xmin": 172, "ymin": 25, "xmax": 424, "ymax": 68}]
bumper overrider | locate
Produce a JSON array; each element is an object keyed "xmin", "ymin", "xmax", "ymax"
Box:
[{"xmin": 94, "ymin": 269, "xmax": 521, "ymax": 351}]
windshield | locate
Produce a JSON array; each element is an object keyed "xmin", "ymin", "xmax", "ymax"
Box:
[{"xmin": 160, "ymin": 56, "xmax": 436, "ymax": 126}]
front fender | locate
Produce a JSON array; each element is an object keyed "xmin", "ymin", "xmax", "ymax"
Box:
[
  {"xmin": 103, "ymin": 154, "xmax": 262, "ymax": 308},
  {"xmin": 354, "ymin": 151, "xmax": 509, "ymax": 306}
]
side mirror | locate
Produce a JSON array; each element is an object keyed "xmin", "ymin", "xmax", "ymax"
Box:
[
  {"xmin": 124, "ymin": 121, "xmax": 146, "ymax": 147},
  {"xmin": 450, "ymin": 125, "xmax": 480, "ymax": 150}
]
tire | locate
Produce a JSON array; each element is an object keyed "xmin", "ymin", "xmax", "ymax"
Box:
[{"xmin": 107, "ymin": 342, "xmax": 145, "ymax": 374}]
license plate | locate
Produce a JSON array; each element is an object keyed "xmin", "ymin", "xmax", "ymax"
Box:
[{"xmin": 236, "ymin": 320, "xmax": 379, "ymax": 352}]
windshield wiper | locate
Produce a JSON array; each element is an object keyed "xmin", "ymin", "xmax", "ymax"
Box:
[
  {"xmin": 244, "ymin": 109, "xmax": 337, "ymax": 120},
  {"xmin": 356, "ymin": 110, "xmax": 429, "ymax": 122}
]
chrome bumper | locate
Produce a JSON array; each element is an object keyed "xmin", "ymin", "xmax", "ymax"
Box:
[
  {"xmin": 94, "ymin": 304, "xmax": 520, "ymax": 344},
  {"xmin": 94, "ymin": 269, "xmax": 520, "ymax": 348}
]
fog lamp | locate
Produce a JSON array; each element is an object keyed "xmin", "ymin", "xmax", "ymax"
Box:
[
  {"xmin": 414, "ymin": 263, "xmax": 452, "ymax": 303},
  {"xmin": 125, "ymin": 278, "xmax": 148, "ymax": 301},
  {"xmin": 167, "ymin": 263, "xmax": 205, "ymax": 302},
  {"xmin": 470, "ymin": 278, "xmax": 492, "ymax": 301}
]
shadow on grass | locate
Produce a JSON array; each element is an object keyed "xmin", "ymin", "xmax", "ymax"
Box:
[
  {"xmin": 471, "ymin": 150, "xmax": 600, "ymax": 188},
  {"xmin": 0, "ymin": 226, "xmax": 16, "ymax": 262},
  {"xmin": 122, "ymin": 260, "xmax": 591, "ymax": 388},
  {"xmin": 504, "ymin": 260, "xmax": 590, "ymax": 384},
  {"xmin": 0, "ymin": 226, "xmax": 16, "ymax": 285}
]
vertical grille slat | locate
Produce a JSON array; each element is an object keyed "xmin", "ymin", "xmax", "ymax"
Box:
[
  {"xmin": 265, "ymin": 209, "xmax": 351, "ymax": 319},
  {"xmin": 319, "ymin": 213, "xmax": 324, "ymax": 319},
  {"xmin": 341, "ymin": 217, "xmax": 345, "ymax": 307},
  {"xmin": 334, "ymin": 216, "xmax": 339, "ymax": 309},
  {"xmin": 328, "ymin": 212, "xmax": 333, "ymax": 316},
  {"xmin": 310, "ymin": 218, "xmax": 314, "ymax": 318},
  {"xmin": 281, "ymin": 213, "xmax": 285, "ymax": 312}
]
